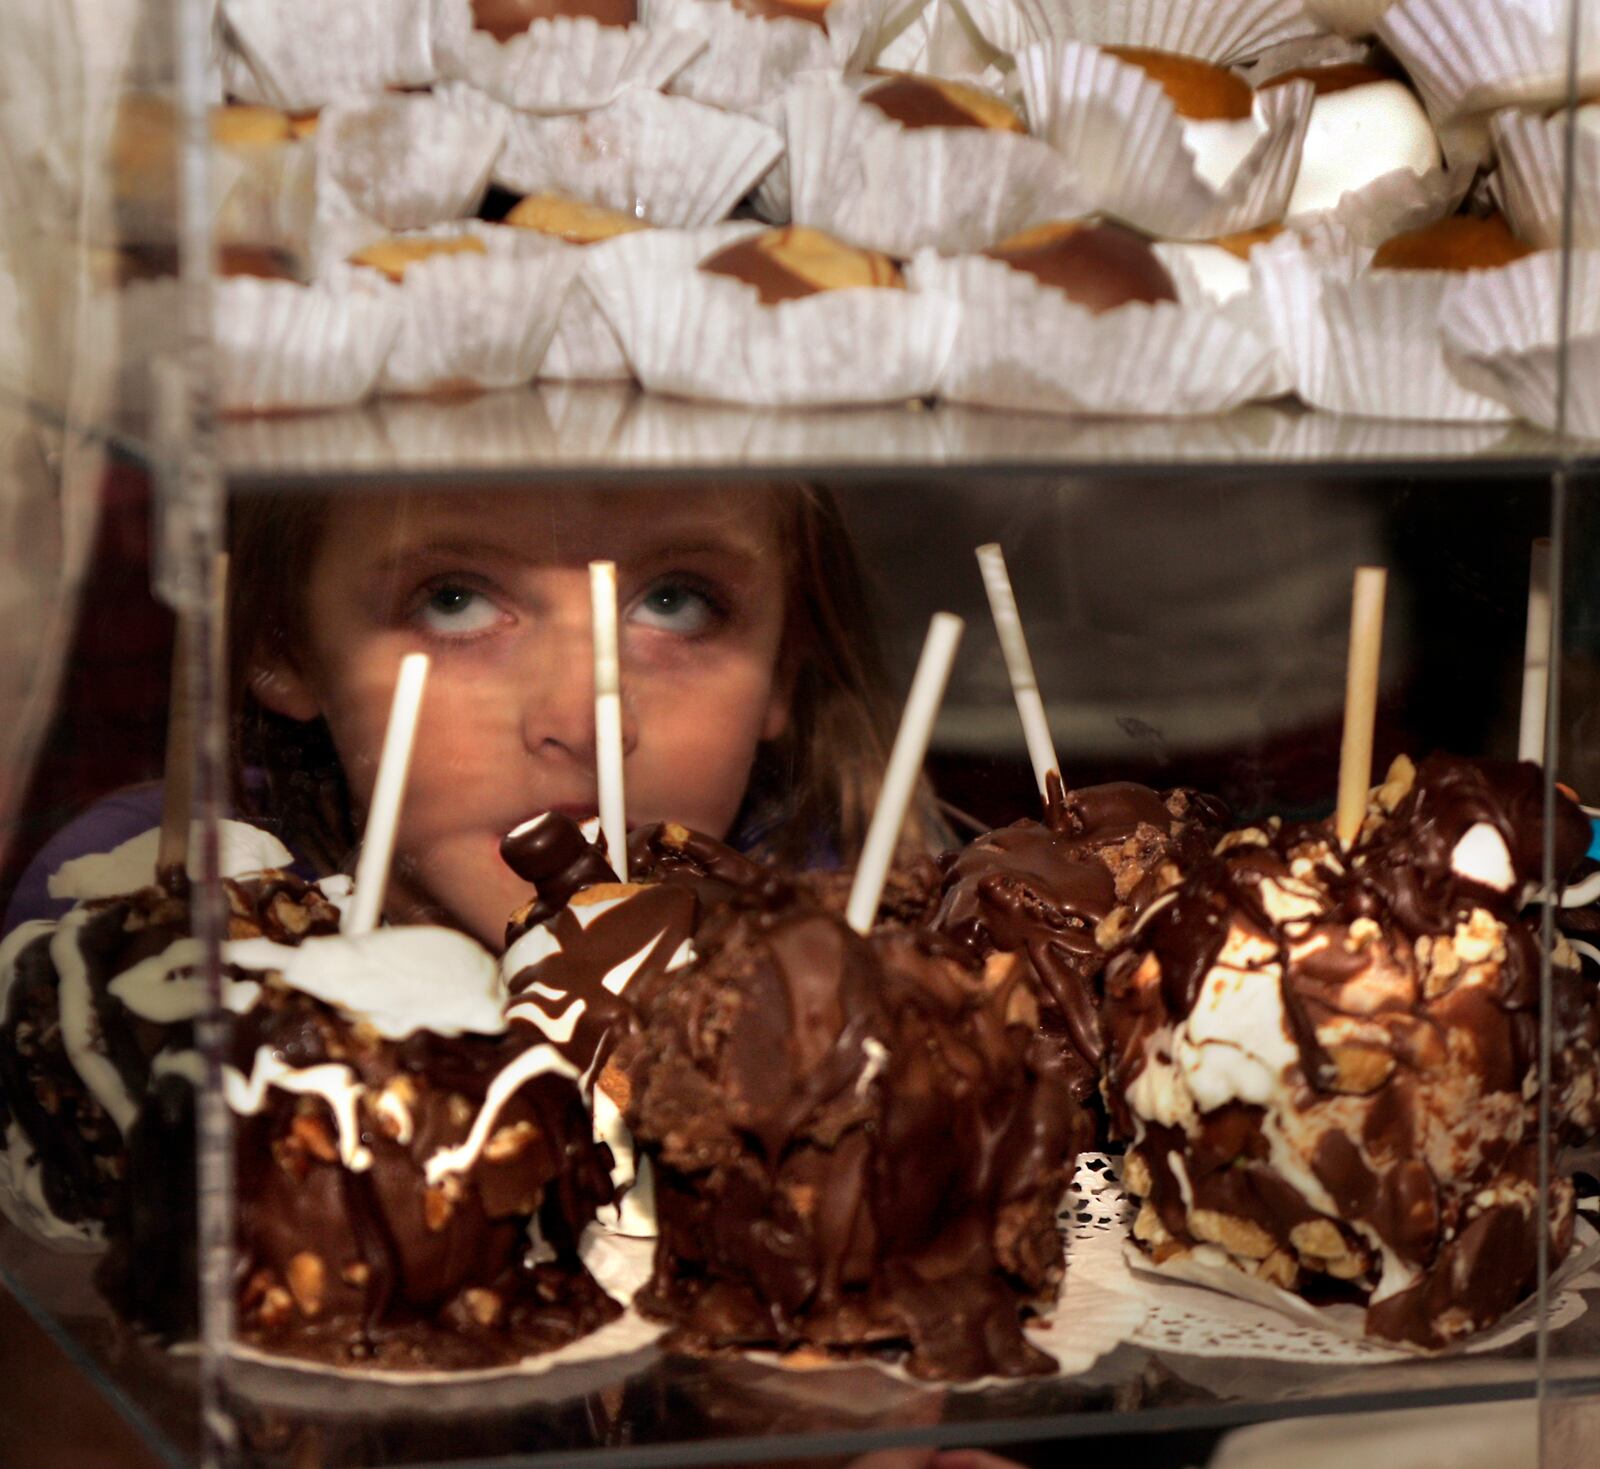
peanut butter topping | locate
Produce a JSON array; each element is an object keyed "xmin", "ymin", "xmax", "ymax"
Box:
[
  {"xmin": 505, "ymin": 193, "xmax": 650, "ymax": 245},
  {"xmin": 1371, "ymin": 214, "xmax": 1535, "ymax": 273},
  {"xmin": 349, "ymin": 235, "xmax": 489, "ymax": 283},
  {"xmin": 1105, "ymin": 46, "xmax": 1254, "ymax": 121}
]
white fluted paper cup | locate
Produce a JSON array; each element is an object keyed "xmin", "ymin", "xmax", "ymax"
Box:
[
  {"xmin": 434, "ymin": 0, "xmax": 706, "ymax": 113},
  {"xmin": 1490, "ymin": 106, "xmax": 1600, "ymax": 250},
  {"xmin": 653, "ymin": 0, "xmax": 886, "ymax": 114},
  {"xmin": 540, "ymin": 222, "xmax": 756, "ymax": 380},
  {"xmin": 314, "ymin": 92, "xmax": 505, "ymax": 235},
  {"xmin": 1251, "ymin": 232, "xmax": 1513, "ymax": 421},
  {"xmin": 1377, "ymin": 0, "xmax": 1600, "ymax": 123},
  {"xmin": 909, "ymin": 249, "xmax": 1280, "ymax": 415},
  {"xmin": 220, "ymin": 0, "xmax": 436, "ymax": 110},
  {"xmin": 586, "ymin": 228, "xmax": 959, "ymax": 406},
  {"xmin": 1289, "ymin": 160, "xmax": 1475, "ymax": 247},
  {"xmin": 1154, "ymin": 238, "xmax": 1294, "ymax": 397},
  {"xmin": 214, "ymin": 277, "xmax": 401, "ymax": 413},
  {"xmin": 1440, "ymin": 248, "xmax": 1600, "ymax": 439},
  {"xmin": 961, "ymin": 0, "xmax": 1320, "ymax": 66},
  {"xmin": 1018, "ymin": 41, "xmax": 1313, "ymax": 239},
  {"xmin": 873, "ymin": 0, "xmax": 1007, "ymax": 80},
  {"xmin": 784, "ymin": 79, "xmax": 1089, "ymax": 256},
  {"xmin": 377, "ymin": 246, "xmax": 582, "ymax": 394},
  {"xmin": 1302, "ymin": 0, "xmax": 1393, "ymax": 38},
  {"xmin": 478, "ymin": 87, "xmax": 784, "ymax": 226}
]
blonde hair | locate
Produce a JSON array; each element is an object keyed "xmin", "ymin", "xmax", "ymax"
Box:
[{"xmin": 228, "ymin": 483, "xmax": 944, "ymax": 880}]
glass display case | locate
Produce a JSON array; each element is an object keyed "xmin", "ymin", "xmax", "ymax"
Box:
[{"xmin": 2, "ymin": 0, "xmax": 1599, "ymax": 1466}]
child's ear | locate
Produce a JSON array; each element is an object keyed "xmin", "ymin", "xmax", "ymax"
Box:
[{"xmin": 246, "ymin": 657, "xmax": 321, "ymax": 723}]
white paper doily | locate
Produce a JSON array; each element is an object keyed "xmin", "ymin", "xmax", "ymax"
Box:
[{"xmin": 1064, "ymin": 1152, "xmax": 1597, "ymax": 1365}]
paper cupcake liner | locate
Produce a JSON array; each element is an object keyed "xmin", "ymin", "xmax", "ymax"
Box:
[
  {"xmin": 314, "ymin": 93, "xmax": 504, "ymax": 235},
  {"xmin": 537, "ymin": 220, "xmax": 753, "ymax": 379},
  {"xmin": 784, "ymin": 79, "xmax": 1089, "ymax": 257},
  {"xmin": 586, "ymin": 228, "xmax": 959, "ymax": 406},
  {"xmin": 873, "ymin": 0, "xmax": 1009, "ymax": 80},
  {"xmin": 654, "ymin": 0, "xmax": 888, "ymax": 114},
  {"xmin": 226, "ymin": 1306, "xmax": 662, "ymax": 1388},
  {"xmin": 1018, "ymin": 41, "xmax": 1313, "ymax": 239},
  {"xmin": 214, "ymin": 276, "xmax": 401, "ymax": 414},
  {"xmin": 1490, "ymin": 106, "xmax": 1600, "ymax": 250},
  {"xmin": 1377, "ymin": 0, "xmax": 1600, "ymax": 123},
  {"xmin": 434, "ymin": 0, "xmax": 706, "ymax": 114},
  {"xmin": 472, "ymin": 86, "xmax": 783, "ymax": 228},
  {"xmin": 961, "ymin": 0, "xmax": 1320, "ymax": 66},
  {"xmin": 1288, "ymin": 159, "xmax": 1475, "ymax": 246},
  {"xmin": 219, "ymin": 0, "xmax": 436, "ymax": 111},
  {"xmin": 747, "ymin": 93, "xmax": 794, "ymax": 224},
  {"xmin": 1153, "ymin": 241, "xmax": 1295, "ymax": 398},
  {"xmin": 1440, "ymin": 248, "xmax": 1600, "ymax": 439},
  {"xmin": 908, "ymin": 250, "xmax": 1280, "ymax": 415},
  {"xmin": 1301, "ymin": 0, "xmax": 1391, "ymax": 40},
  {"xmin": 375, "ymin": 248, "xmax": 581, "ymax": 394},
  {"xmin": 1251, "ymin": 234, "xmax": 1513, "ymax": 421}
]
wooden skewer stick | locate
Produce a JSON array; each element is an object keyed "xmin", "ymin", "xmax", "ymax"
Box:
[
  {"xmin": 591, "ymin": 561, "xmax": 628, "ymax": 884},
  {"xmin": 1518, "ymin": 538, "xmax": 1552, "ymax": 765},
  {"xmin": 846, "ymin": 612, "xmax": 965, "ymax": 935},
  {"xmin": 976, "ymin": 543, "xmax": 1060, "ymax": 801},
  {"xmin": 1335, "ymin": 567, "xmax": 1387, "ymax": 851},
  {"xmin": 346, "ymin": 653, "xmax": 430, "ymax": 936}
]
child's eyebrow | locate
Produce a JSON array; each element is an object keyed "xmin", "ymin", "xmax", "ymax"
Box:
[{"xmin": 370, "ymin": 536, "xmax": 767, "ymax": 573}]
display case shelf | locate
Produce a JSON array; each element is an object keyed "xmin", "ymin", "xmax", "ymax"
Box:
[
  {"xmin": 5, "ymin": 379, "xmax": 1590, "ymax": 491},
  {"xmin": 7, "ymin": 1207, "xmax": 1600, "ymax": 1469}
]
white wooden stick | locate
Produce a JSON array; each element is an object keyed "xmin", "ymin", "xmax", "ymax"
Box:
[
  {"xmin": 976, "ymin": 543, "xmax": 1060, "ymax": 800},
  {"xmin": 347, "ymin": 652, "xmax": 430, "ymax": 936},
  {"xmin": 591, "ymin": 561, "xmax": 628, "ymax": 884},
  {"xmin": 846, "ymin": 612, "xmax": 965, "ymax": 934},
  {"xmin": 1518, "ymin": 538, "xmax": 1552, "ymax": 765},
  {"xmin": 1335, "ymin": 567, "xmax": 1387, "ymax": 851}
]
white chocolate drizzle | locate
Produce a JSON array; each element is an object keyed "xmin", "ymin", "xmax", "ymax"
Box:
[
  {"xmin": 224, "ymin": 1047, "xmax": 373, "ymax": 1170},
  {"xmin": 423, "ymin": 1043, "xmax": 579, "ymax": 1186}
]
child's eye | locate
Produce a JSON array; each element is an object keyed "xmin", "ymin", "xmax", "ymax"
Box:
[
  {"xmin": 628, "ymin": 576, "xmax": 723, "ymax": 636},
  {"xmin": 414, "ymin": 582, "xmax": 504, "ymax": 636}
]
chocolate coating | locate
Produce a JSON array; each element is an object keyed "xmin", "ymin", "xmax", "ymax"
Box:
[
  {"xmin": 861, "ymin": 75, "xmax": 1021, "ymax": 132},
  {"xmin": 0, "ymin": 872, "xmax": 341, "ymax": 1232},
  {"xmin": 1103, "ymin": 753, "xmax": 1599, "ymax": 1348},
  {"xmin": 470, "ymin": 0, "xmax": 636, "ymax": 41},
  {"xmin": 932, "ymin": 775, "xmax": 1226, "ymax": 1102},
  {"xmin": 621, "ymin": 902, "xmax": 1089, "ymax": 1379},
  {"xmin": 104, "ymin": 985, "xmax": 620, "ymax": 1365},
  {"xmin": 502, "ymin": 815, "xmax": 620, "ymax": 943},
  {"xmin": 984, "ymin": 222, "xmax": 1179, "ymax": 313},
  {"xmin": 700, "ymin": 228, "xmax": 902, "ymax": 306}
]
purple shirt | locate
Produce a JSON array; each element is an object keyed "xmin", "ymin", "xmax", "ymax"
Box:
[{"xmin": 4, "ymin": 784, "xmax": 168, "ymax": 936}]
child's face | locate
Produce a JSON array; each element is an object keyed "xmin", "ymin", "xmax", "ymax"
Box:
[{"xmin": 251, "ymin": 485, "xmax": 792, "ymax": 950}]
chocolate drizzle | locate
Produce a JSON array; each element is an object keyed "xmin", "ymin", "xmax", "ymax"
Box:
[
  {"xmin": 1102, "ymin": 753, "xmax": 1600, "ymax": 1348},
  {"xmin": 620, "ymin": 901, "xmax": 1090, "ymax": 1380},
  {"xmin": 932, "ymin": 776, "xmax": 1226, "ymax": 1100},
  {"xmin": 502, "ymin": 815, "xmax": 619, "ymax": 943}
]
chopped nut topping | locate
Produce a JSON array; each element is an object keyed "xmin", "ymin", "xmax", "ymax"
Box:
[{"xmin": 286, "ymin": 1252, "xmax": 326, "ymax": 1317}]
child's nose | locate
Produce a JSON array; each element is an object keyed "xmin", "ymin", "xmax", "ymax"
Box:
[{"xmin": 518, "ymin": 623, "xmax": 639, "ymax": 765}]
